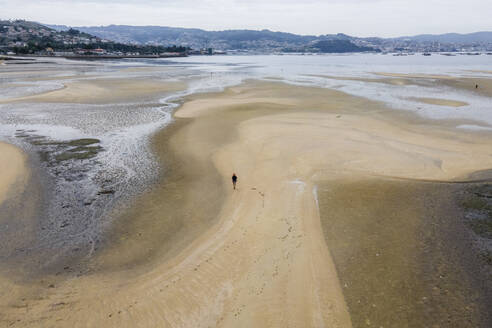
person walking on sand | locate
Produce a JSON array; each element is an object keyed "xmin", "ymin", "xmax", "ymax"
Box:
[{"xmin": 232, "ymin": 173, "xmax": 238, "ymax": 190}]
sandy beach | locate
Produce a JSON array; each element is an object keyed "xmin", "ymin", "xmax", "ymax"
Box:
[{"xmin": 1, "ymin": 57, "xmax": 492, "ymax": 327}]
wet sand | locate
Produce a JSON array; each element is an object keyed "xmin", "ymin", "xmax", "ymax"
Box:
[
  {"xmin": 1, "ymin": 77, "xmax": 492, "ymax": 327},
  {"xmin": 0, "ymin": 78, "xmax": 186, "ymax": 104},
  {"xmin": 318, "ymin": 178, "xmax": 492, "ymax": 328},
  {"xmin": 305, "ymin": 74, "xmax": 420, "ymax": 86},
  {"xmin": 0, "ymin": 141, "xmax": 29, "ymax": 204},
  {"xmin": 375, "ymin": 72, "xmax": 456, "ymax": 80},
  {"xmin": 409, "ymin": 97, "xmax": 469, "ymax": 107},
  {"xmin": 375, "ymin": 72, "xmax": 492, "ymax": 98},
  {"xmin": 467, "ymin": 70, "xmax": 492, "ymax": 75}
]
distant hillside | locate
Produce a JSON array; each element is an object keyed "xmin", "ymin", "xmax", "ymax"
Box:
[
  {"xmin": 0, "ymin": 19, "xmax": 99, "ymax": 54},
  {"xmin": 313, "ymin": 40, "xmax": 379, "ymax": 53},
  {"xmin": 49, "ymin": 24, "xmax": 317, "ymax": 45},
  {"xmin": 49, "ymin": 24, "xmax": 380, "ymax": 53},
  {"xmin": 3, "ymin": 20, "xmax": 49, "ymax": 31},
  {"xmin": 48, "ymin": 24, "xmax": 492, "ymax": 53},
  {"xmin": 395, "ymin": 32, "xmax": 492, "ymax": 43}
]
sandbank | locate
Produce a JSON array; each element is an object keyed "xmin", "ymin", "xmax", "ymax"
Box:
[
  {"xmin": 467, "ymin": 70, "xmax": 492, "ymax": 75},
  {"xmin": 376, "ymin": 72, "xmax": 492, "ymax": 97},
  {"xmin": 0, "ymin": 78, "xmax": 186, "ymax": 104},
  {"xmin": 409, "ymin": 96, "xmax": 469, "ymax": 107},
  {"xmin": 375, "ymin": 72, "xmax": 455, "ymax": 80},
  {"xmin": 2, "ymin": 81, "xmax": 492, "ymax": 327},
  {"xmin": 305, "ymin": 73, "xmax": 417, "ymax": 86}
]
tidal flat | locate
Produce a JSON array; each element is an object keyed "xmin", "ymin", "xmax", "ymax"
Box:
[{"xmin": 1, "ymin": 55, "xmax": 492, "ymax": 327}]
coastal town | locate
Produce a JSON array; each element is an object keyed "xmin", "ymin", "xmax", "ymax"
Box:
[
  {"xmin": 1, "ymin": 19, "xmax": 492, "ymax": 58},
  {"xmin": 0, "ymin": 20, "xmax": 189, "ymax": 58}
]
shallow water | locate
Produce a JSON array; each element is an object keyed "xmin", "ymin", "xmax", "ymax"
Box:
[{"xmin": 158, "ymin": 54, "xmax": 492, "ymax": 127}]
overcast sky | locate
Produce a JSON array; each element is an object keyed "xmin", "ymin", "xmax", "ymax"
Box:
[{"xmin": 1, "ymin": 0, "xmax": 490, "ymax": 37}]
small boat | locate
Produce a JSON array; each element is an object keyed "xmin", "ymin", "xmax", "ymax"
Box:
[{"xmin": 423, "ymin": 53, "xmax": 431, "ymax": 56}]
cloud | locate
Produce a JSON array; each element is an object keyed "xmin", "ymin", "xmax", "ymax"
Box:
[{"xmin": 0, "ymin": 0, "xmax": 490, "ymax": 37}]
